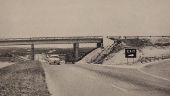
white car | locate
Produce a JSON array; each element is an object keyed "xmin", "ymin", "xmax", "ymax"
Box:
[{"xmin": 47, "ymin": 55, "xmax": 61, "ymax": 65}]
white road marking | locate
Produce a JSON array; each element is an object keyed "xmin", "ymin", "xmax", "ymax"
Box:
[
  {"xmin": 137, "ymin": 69, "xmax": 170, "ymax": 82},
  {"xmin": 111, "ymin": 84, "xmax": 127, "ymax": 92}
]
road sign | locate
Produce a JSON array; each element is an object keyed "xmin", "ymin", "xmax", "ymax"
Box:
[{"xmin": 125, "ymin": 49, "xmax": 137, "ymax": 58}]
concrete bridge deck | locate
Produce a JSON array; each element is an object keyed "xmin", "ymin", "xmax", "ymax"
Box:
[{"xmin": 0, "ymin": 36, "xmax": 103, "ymax": 45}]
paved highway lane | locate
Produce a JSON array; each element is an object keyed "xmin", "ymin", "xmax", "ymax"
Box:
[
  {"xmin": 42, "ymin": 63, "xmax": 131, "ymax": 96},
  {"xmin": 37, "ymin": 55, "xmax": 170, "ymax": 96}
]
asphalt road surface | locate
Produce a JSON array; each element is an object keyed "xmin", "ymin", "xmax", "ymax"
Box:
[{"xmin": 37, "ymin": 55, "xmax": 170, "ymax": 96}]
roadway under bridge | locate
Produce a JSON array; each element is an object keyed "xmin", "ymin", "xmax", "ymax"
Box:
[{"xmin": 0, "ymin": 36, "xmax": 103, "ymax": 61}]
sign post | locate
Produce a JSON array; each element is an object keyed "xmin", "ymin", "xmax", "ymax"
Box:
[{"xmin": 125, "ymin": 49, "xmax": 137, "ymax": 64}]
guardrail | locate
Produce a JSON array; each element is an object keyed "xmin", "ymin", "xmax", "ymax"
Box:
[{"xmin": 107, "ymin": 36, "xmax": 170, "ymax": 40}]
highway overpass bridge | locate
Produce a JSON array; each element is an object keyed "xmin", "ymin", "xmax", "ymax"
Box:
[{"xmin": 0, "ymin": 36, "xmax": 103, "ymax": 61}]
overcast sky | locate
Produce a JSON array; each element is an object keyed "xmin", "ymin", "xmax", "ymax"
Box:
[{"xmin": 0, "ymin": 0, "xmax": 170, "ymax": 38}]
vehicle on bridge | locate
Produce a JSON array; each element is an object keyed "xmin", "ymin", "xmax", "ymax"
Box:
[{"xmin": 47, "ymin": 54, "xmax": 61, "ymax": 65}]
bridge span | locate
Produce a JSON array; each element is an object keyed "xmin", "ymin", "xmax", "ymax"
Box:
[{"xmin": 0, "ymin": 36, "xmax": 103, "ymax": 61}]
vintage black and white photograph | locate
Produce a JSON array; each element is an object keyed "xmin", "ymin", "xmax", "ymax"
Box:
[{"xmin": 0, "ymin": 0, "xmax": 170, "ymax": 96}]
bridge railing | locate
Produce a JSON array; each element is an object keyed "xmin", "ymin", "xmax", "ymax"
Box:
[
  {"xmin": 31, "ymin": 36, "xmax": 103, "ymax": 40},
  {"xmin": 0, "ymin": 36, "xmax": 103, "ymax": 41},
  {"xmin": 0, "ymin": 38, "xmax": 32, "ymax": 41}
]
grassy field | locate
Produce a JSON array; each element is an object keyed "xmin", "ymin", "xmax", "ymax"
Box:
[{"xmin": 0, "ymin": 60, "xmax": 50, "ymax": 96}]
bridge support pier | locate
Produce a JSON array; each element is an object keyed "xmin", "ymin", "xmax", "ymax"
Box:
[
  {"xmin": 73, "ymin": 43, "xmax": 79, "ymax": 62},
  {"xmin": 31, "ymin": 44, "xmax": 35, "ymax": 60}
]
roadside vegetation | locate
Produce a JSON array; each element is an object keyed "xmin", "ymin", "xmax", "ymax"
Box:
[{"xmin": 0, "ymin": 60, "xmax": 50, "ymax": 96}]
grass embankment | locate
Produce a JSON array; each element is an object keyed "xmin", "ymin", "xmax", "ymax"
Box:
[{"xmin": 0, "ymin": 60, "xmax": 50, "ymax": 96}]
